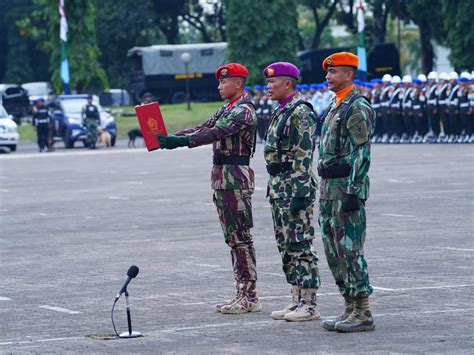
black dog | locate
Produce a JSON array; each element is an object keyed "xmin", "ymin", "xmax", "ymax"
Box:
[{"xmin": 128, "ymin": 128, "xmax": 143, "ymax": 148}]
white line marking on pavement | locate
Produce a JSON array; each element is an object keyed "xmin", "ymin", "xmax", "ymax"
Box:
[
  {"xmin": 429, "ymin": 246, "xmax": 474, "ymax": 252},
  {"xmin": 0, "ymin": 189, "xmax": 9, "ymax": 192},
  {"xmin": 182, "ymin": 302, "xmax": 206, "ymax": 306},
  {"xmin": 194, "ymin": 263, "xmax": 221, "ymax": 268},
  {"xmin": 381, "ymin": 213, "xmax": 415, "ymax": 218},
  {"xmin": 372, "ymin": 286, "xmax": 395, "ymax": 291},
  {"xmin": 0, "ymin": 296, "xmax": 12, "ymax": 301},
  {"xmin": 2, "ymin": 306, "xmax": 474, "ymax": 346},
  {"xmin": 107, "ymin": 196, "xmax": 129, "ymax": 200},
  {"xmin": 38, "ymin": 305, "xmax": 81, "ymax": 314},
  {"xmin": 395, "ymin": 284, "xmax": 474, "ymax": 291}
]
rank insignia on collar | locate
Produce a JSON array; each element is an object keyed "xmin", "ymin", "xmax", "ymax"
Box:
[{"xmin": 267, "ymin": 68, "xmax": 274, "ymax": 76}]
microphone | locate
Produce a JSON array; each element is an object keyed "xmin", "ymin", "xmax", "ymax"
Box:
[{"xmin": 115, "ymin": 265, "xmax": 139, "ymax": 301}]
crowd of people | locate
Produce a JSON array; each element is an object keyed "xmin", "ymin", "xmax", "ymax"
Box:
[{"xmin": 246, "ymin": 70, "xmax": 474, "ymax": 144}]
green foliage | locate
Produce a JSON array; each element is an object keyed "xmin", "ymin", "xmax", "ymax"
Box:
[
  {"xmin": 95, "ymin": 0, "xmax": 165, "ymax": 88},
  {"xmin": 21, "ymin": 0, "xmax": 109, "ymax": 93},
  {"xmin": 443, "ymin": 0, "xmax": 474, "ymax": 70},
  {"xmin": 223, "ymin": 0, "xmax": 299, "ymax": 84},
  {"xmin": 0, "ymin": 0, "xmax": 49, "ymax": 83}
]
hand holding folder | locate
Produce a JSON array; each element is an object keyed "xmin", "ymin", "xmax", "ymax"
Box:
[{"xmin": 134, "ymin": 102, "xmax": 168, "ymax": 151}]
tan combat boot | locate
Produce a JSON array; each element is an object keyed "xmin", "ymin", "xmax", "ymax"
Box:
[
  {"xmin": 335, "ymin": 296, "xmax": 375, "ymax": 332},
  {"xmin": 271, "ymin": 285, "xmax": 300, "ymax": 320},
  {"xmin": 215, "ymin": 281, "xmax": 240, "ymax": 313},
  {"xmin": 322, "ymin": 295, "xmax": 354, "ymax": 331},
  {"xmin": 283, "ymin": 288, "xmax": 320, "ymax": 322},
  {"xmin": 220, "ymin": 281, "xmax": 262, "ymax": 314}
]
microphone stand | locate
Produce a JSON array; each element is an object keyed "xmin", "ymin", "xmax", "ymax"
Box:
[{"xmin": 119, "ymin": 290, "xmax": 142, "ymax": 338}]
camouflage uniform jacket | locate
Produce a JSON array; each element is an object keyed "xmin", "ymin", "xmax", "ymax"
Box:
[
  {"xmin": 264, "ymin": 93, "xmax": 317, "ymax": 200},
  {"xmin": 319, "ymin": 88, "xmax": 375, "ymax": 201},
  {"xmin": 175, "ymin": 93, "xmax": 257, "ymax": 190}
]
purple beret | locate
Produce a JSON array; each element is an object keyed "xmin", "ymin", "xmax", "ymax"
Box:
[{"xmin": 263, "ymin": 62, "xmax": 300, "ymax": 79}]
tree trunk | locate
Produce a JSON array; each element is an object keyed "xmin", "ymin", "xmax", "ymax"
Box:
[
  {"xmin": 418, "ymin": 19, "xmax": 434, "ymax": 74},
  {"xmin": 372, "ymin": 1, "xmax": 389, "ymax": 44}
]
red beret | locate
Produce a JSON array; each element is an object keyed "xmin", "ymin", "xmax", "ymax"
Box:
[
  {"xmin": 215, "ymin": 63, "xmax": 249, "ymax": 80},
  {"xmin": 322, "ymin": 52, "xmax": 358, "ymax": 71}
]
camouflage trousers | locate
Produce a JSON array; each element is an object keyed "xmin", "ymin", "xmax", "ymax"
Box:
[
  {"xmin": 319, "ymin": 199, "xmax": 373, "ymax": 298},
  {"xmin": 85, "ymin": 121, "xmax": 98, "ymax": 147},
  {"xmin": 213, "ymin": 189, "xmax": 257, "ymax": 282},
  {"xmin": 270, "ymin": 198, "xmax": 320, "ymax": 289}
]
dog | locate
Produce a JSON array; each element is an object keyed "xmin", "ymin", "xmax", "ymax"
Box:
[
  {"xmin": 128, "ymin": 128, "xmax": 143, "ymax": 148},
  {"xmin": 98, "ymin": 129, "xmax": 112, "ymax": 147}
]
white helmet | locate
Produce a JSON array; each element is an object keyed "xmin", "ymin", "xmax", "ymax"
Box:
[
  {"xmin": 402, "ymin": 75, "xmax": 413, "ymax": 83},
  {"xmin": 382, "ymin": 74, "xmax": 392, "ymax": 82},
  {"xmin": 449, "ymin": 71, "xmax": 459, "ymax": 80},
  {"xmin": 439, "ymin": 72, "xmax": 449, "ymax": 81},
  {"xmin": 391, "ymin": 75, "xmax": 401, "ymax": 84},
  {"xmin": 427, "ymin": 71, "xmax": 438, "ymax": 80},
  {"xmin": 417, "ymin": 74, "xmax": 427, "ymax": 82},
  {"xmin": 460, "ymin": 72, "xmax": 472, "ymax": 80}
]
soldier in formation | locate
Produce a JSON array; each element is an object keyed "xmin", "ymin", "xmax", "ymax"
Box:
[
  {"xmin": 263, "ymin": 62, "xmax": 321, "ymax": 322},
  {"xmin": 158, "ymin": 63, "xmax": 262, "ymax": 315},
  {"xmin": 81, "ymin": 95, "xmax": 100, "ymax": 149}
]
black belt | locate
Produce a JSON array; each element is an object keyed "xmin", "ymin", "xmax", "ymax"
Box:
[
  {"xmin": 266, "ymin": 162, "xmax": 293, "ymax": 176},
  {"xmin": 213, "ymin": 155, "xmax": 250, "ymax": 165},
  {"xmin": 317, "ymin": 164, "xmax": 351, "ymax": 178}
]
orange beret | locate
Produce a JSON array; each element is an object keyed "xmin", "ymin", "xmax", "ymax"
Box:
[
  {"xmin": 215, "ymin": 63, "xmax": 249, "ymax": 80},
  {"xmin": 322, "ymin": 52, "xmax": 358, "ymax": 71}
]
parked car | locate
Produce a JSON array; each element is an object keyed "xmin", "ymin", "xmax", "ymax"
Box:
[
  {"xmin": 22, "ymin": 81, "xmax": 56, "ymax": 107},
  {"xmin": 51, "ymin": 94, "xmax": 117, "ymax": 148},
  {"xmin": 99, "ymin": 89, "xmax": 131, "ymax": 106},
  {"xmin": 0, "ymin": 84, "xmax": 30, "ymax": 124},
  {"xmin": 0, "ymin": 101, "xmax": 20, "ymax": 152}
]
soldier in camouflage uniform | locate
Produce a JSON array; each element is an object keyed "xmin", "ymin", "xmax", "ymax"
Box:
[
  {"xmin": 319, "ymin": 52, "xmax": 375, "ymax": 333},
  {"xmin": 263, "ymin": 62, "xmax": 321, "ymax": 322},
  {"xmin": 82, "ymin": 95, "xmax": 100, "ymax": 149},
  {"xmin": 158, "ymin": 63, "xmax": 261, "ymax": 314}
]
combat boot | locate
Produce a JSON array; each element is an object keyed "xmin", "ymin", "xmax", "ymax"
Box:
[
  {"xmin": 271, "ymin": 285, "xmax": 299, "ymax": 320},
  {"xmin": 215, "ymin": 281, "xmax": 240, "ymax": 312},
  {"xmin": 283, "ymin": 288, "xmax": 320, "ymax": 322},
  {"xmin": 322, "ymin": 295, "xmax": 353, "ymax": 331},
  {"xmin": 220, "ymin": 281, "xmax": 262, "ymax": 314},
  {"xmin": 335, "ymin": 296, "xmax": 375, "ymax": 333}
]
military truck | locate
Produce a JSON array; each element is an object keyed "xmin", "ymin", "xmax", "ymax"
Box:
[{"xmin": 128, "ymin": 42, "xmax": 227, "ymax": 104}]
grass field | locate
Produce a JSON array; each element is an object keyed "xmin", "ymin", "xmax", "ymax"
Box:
[{"xmin": 17, "ymin": 101, "xmax": 223, "ymax": 142}]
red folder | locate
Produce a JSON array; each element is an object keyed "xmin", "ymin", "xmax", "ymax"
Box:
[{"xmin": 134, "ymin": 102, "xmax": 168, "ymax": 151}]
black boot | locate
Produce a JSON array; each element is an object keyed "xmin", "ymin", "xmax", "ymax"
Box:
[
  {"xmin": 335, "ymin": 296, "xmax": 375, "ymax": 332},
  {"xmin": 322, "ymin": 295, "xmax": 353, "ymax": 331}
]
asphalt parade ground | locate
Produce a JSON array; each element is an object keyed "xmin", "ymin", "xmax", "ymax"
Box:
[{"xmin": 0, "ymin": 141, "xmax": 473, "ymax": 354}]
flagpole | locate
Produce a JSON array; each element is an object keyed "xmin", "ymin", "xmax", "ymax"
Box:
[
  {"xmin": 357, "ymin": 0, "xmax": 368, "ymax": 81},
  {"xmin": 59, "ymin": 0, "xmax": 71, "ymax": 94}
]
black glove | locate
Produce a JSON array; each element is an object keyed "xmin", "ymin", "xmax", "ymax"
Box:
[
  {"xmin": 342, "ymin": 194, "xmax": 360, "ymax": 212},
  {"xmin": 290, "ymin": 197, "xmax": 311, "ymax": 214},
  {"xmin": 158, "ymin": 134, "xmax": 189, "ymax": 149}
]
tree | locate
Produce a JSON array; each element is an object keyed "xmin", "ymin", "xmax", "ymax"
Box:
[
  {"xmin": 180, "ymin": 0, "xmax": 226, "ymax": 43},
  {"xmin": 443, "ymin": 0, "xmax": 474, "ymax": 71},
  {"xmin": 224, "ymin": 0, "xmax": 299, "ymax": 83},
  {"xmin": 21, "ymin": 0, "xmax": 109, "ymax": 93},
  {"xmin": 1, "ymin": 0, "xmax": 49, "ymax": 84},
  {"xmin": 151, "ymin": 0, "xmax": 187, "ymax": 44},
  {"xmin": 298, "ymin": 0, "xmax": 340, "ymax": 50},
  {"xmin": 366, "ymin": 0, "xmax": 392, "ymax": 44},
  {"xmin": 95, "ymin": 0, "xmax": 164, "ymax": 88}
]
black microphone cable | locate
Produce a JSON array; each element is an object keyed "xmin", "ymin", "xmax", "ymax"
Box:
[{"xmin": 111, "ymin": 298, "xmax": 120, "ymax": 337}]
